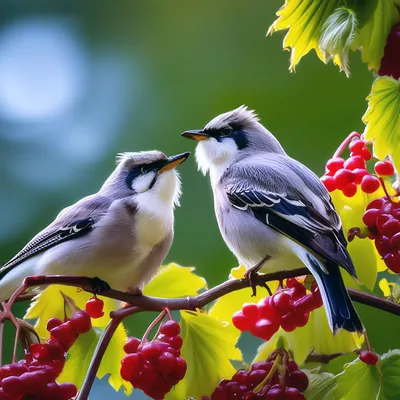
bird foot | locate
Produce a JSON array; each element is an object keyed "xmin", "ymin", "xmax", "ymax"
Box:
[
  {"xmin": 87, "ymin": 277, "xmax": 111, "ymax": 294},
  {"xmin": 244, "ymin": 254, "xmax": 271, "ymax": 297}
]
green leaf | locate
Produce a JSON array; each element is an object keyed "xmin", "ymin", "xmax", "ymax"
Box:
[
  {"xmin": 166, "ymin": 310, "xmax": 242, "ymax": 399},
  {"xmin": 334, "ymin": 355, "xmax": 381, "ymax": 399},
  {"xmin": 319, "ymin": 7, "xmax": 358, "ymax": 76},
  {"xmin": 355, "ymin": 0, "xmax": 399, "ymax": 70},
  {"xmin": 143, "ymin": 263, "xmax": 207, "ymax": 298},
  {"xmin": 58, "ymin": 323, "xmax": 131, "ymax": 395},
  {"xmin": 268, "ymin": 0, "xmax": 342, "ymax": 71},
  {"xmin": 304, "ymin": 371, "xmax": 336, "ymax": 400},
  {"xmin": 363, "ymin": 77, "xmax": 400, "ymax": 174},
  {"xmin": 378, "ymin": 349, "xmax": 400, "ymax": 399}
]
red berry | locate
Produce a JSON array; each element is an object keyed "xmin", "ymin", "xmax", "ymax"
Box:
[
  {"xmin": 288, "ymin": 370, "xmax": 309, "ymax": 391},
  {"xmin": 285, "ymin": 387, "xmax": 306, "ymax": 399},
  {"xmin": 344, "ymin": 156, "xmax": 365, "ymax": 171},
  {"xmin": 242, "ymin": 303, "xmax": 259, "ymax": 323},
  {"xmin": 361, "ymin": 147, "xmax": 372, "ymax": 161},
  {"xmin": 156, "ymin": 352, "xmax": 177, "ymax": 374},
  {"xmin": 50, "ymin": 321, "xmax": 78, "ymax": 349},
  {"xmin": 359, "ymin": 350, "xmax": 379, "ymax": 365},
  {"xmin": 325, "ymin": 157, "xmax": 345, "ymax": 174},
  {"xmin": 85, "ymin": 297, "xmax": 104, "ymax": 319},
  {"xmin": 281, "ymin": 313, "xmax": 298, "ymax": 332},
  {"xmin": 287, "ymin": 361, "xmax": 299, "ymax": 372},
  {"xmin": 159, "ymin": 320, "xmax": 181, "ymax": 337},
  {"xmin": 367, "ymin": 198, "xmax": 385, "ymax": 210},
  {"xmin": 123, "ymin": 337, "xmax": 141, "ymax": 354},
  {"xmin": 171, "ymin": 357, "xmax": 187, "ymax": 381},
  {"xmin": 120, "ymin": 353, "xmax": 142, "ymax": 381},
  {"xmin": 293, "ymin": 311, "xmax": 310, "ymax": 327},
  {"xmin": 46, "ymin": 318, "xmax": 62, "ymax": 332},
  {"xmin": 376, "ymin": 214, "xmax": 393, "ymax": 233},
  {"xmin": 251, "ymin": 361, "xmax": 272, "ymax": 372},
  {"xmin": 375, "ymin": 236, "xmax": 391, "ymax": 256},
  {"xmin": 352, "ymin": 168, "xmax": 369, "ymax": 184},
  {"xmin": 349, "ymin": 139, "xmax": 365, "ymax": 156},
  {"xmin": 71, "ymin": 310, "xmax": 92, "ymax": 334},
  {"xmin": 374, "ymin": 161, "xmax": 395, "ymax": 176},
  {"xmin": 381, "ymin": 219, "xmax": 400, "ymax": 237},
  {"xmin": 321, "ymin": 175, "xmax": 336, "ymax": 192},
  {"xmin": 162, "ymin": 335, "xmax": 183, "ymax": 350},
  {"xmin": 141, "ymin": 342, "xmax": 168, "ymax": 360},
  {"xmin": 250, "ymin": 319, "xmax": 279, "ymax": 341},
  {"xmin": 1, "ymin": 376, "xmax": 25, "ymax": 398},
  {"xmin": 342, "ymin": 182, "xmax": 357, "ymax": 197},
  {"xmin": 266, "ymin": 385, "xmax": 285, "ymax": 399},
  {"xmin": 362, "ymin": 209, "xmax": 380, "ymax": 227},
  {"xmin": 232, "ymin": 311, "xmax": 252, "ymax": 331},
  {"xmin": 0, "ymin": 389, "xmax": 14, "ymax": 400},
  {"xmin": 334, "ymin": 169, "xmax": 354, "ymax": 190},
  {"xmin": 58, "ymin": 382, "xmax": 78, "ymax": 399},
  {"xmin": 257, "ymin": 297, "xmax": 281, "ymax": 325},
  {"xmin": 379, "ymin": 22, "xmax": 400, "ymax": 79},
  {"xmin": 390, "ymin": 232, "xmax": 400, "ymax": 249},
  {"xmin": 272, "ymin": 291, "xmax": 292, "ymax": 314},
  {"xmin": 383, "ymin": 252, "xmax": 400, "ymax": 273},
  {"xmin": 361, "ymin": 175, "xmax": 380, "ymax": 193}
]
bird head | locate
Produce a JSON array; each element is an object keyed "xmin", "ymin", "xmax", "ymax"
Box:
[
  {"xmin": 182, "ymin": 105, "xmax": 285, "ymax": 177},
  {"xmin": 101, "ymin": 150, "xmax": 190, "ymax": 207}
]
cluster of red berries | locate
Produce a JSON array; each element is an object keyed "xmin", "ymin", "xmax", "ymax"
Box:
[
  {"xmin": 0, "ymin": 308, "xmax": 94, "ymax": 400},
  {"xmin": 206, "ymin": 350, "xmax": 308, "ymax": 400},
  {"xmin": 362, "ymin": 196, "xmax": 400, "ymax": 273},
  {"xmin": 120, "ymin": 320, "xmax": 187, "ymax": 399},
  {"xmin": 321, "ymin": 137, "xmax": 395, "ymax": 197},
  {"xmin": 232, "ymin": 279, "xmax": 322, "ymax": 341},
  {"xmin": 379, "ymin": 22, "xmax": 400, "ymax": 80},
  {"xmin": 358, "ymin": 350, "xmax": 379, "ymax": 366}
]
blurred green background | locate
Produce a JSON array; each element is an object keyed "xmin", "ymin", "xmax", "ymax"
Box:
[{"xmin": 0, "ymin": 1, "xmax": 385, "ymax": 399}]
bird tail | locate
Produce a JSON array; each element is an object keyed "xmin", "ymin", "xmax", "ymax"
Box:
[{"xmin": 303, "ymin": 253, "xmax": 364, "ymax": 334}]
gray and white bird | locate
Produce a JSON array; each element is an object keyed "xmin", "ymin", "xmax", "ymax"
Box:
[
  {"xmin": 0, "ymin": 151, "xmax": 190, "ymax": 301},
  {"xmin": 182, "ymin": 106, "xmax": 363, "ymax": 333}
]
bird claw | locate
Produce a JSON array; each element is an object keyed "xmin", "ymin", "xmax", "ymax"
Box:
[{"xmin": 87, "ymin": 277, "xmax": 111, "ymax": 294}]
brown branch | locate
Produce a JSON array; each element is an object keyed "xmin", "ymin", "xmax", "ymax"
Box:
[
  {"xmin": 21, "ymin": 270, "xmax": 400, "ymax": 316},
  {"xmin": 306, "ymin": 351, "xmax": 345, "ymax": 364}
]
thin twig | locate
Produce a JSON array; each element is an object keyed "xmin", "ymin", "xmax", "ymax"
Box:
[
  {"xmin": 306, "ymin": 352, "xmax": 345, "ymax": 364},
  {"xmin": 76, "ymin": 306, "xmax": 142, "ymax": 400}
]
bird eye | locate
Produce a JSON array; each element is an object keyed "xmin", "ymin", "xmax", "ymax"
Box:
[{"xmin": 219, "ymin": 127, "xmax": 233, "ymax": 137}]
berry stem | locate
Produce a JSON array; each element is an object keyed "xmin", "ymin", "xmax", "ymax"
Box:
[
  {"xmin": 378, "ymin": 177, "xmax": 394, "ymax": 203},
  {"xmin": 253, "ymin": 353, "xmax": 282, "ymax": 394},
  {"xmin": 333, "ymin": 131, "xmax": 361, "ymax": 158},
  {"xmin": 140, "ymin": 309, "xmax": 167, "ymax": 345}
]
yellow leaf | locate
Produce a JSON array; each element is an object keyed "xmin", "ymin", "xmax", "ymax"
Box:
[
  {"xmin": 379, "ymin": 278, "xmax": 391, "ymax": 296},
  {"xmin": 58, "ymin": 323, "xmax": 131, "ymax": 394},
  {"xmin": 166, "ymin": 310, "xmax": 242, "ymax": 399},
  {"xmin": 143, "ymin": 263, "xmax": 206, "ymax": 298},
  {"xmin": 24, "ymin": 285, "xmax": 119, "ymax": 337},
  {"xmin": 355, "ymin": 0, "xmax": 399, "ymax": 70},
  {"xmin": 268, "ymin": 0, "xmax": 341, "ymax": 71},
  {"xmin": 363, "ymin": 77, "xmax": 400, "ymax": 173}
]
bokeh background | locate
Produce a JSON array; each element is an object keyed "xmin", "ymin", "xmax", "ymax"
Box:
[{"xmin": 0, "ymin": 1, "xmax": 389, "ymax": 399}]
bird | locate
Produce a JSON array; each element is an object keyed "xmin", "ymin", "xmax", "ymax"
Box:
[
  {"xmin": 0, "ymin": 150, "xmax": 190, "ymax": 301},
  {"xmin": 182, "ymin": 105, "xmax": 363, "ymax": 333}
]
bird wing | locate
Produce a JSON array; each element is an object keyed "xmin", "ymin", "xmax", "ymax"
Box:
[
  {"xmin": 1, "ymin": 194, "xmax": 112, "ymax": 276},
  {"xmin": 223, "ymin": 156, "xmax": 356, "ymax": 278}
]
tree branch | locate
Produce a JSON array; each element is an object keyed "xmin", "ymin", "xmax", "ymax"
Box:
[{"xmin": 20, "ymin": 269, "xmax": 400, "ymax": 316}]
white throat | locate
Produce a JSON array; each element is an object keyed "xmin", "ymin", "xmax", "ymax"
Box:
[{"xmin": 195, "ymin": 138, "xmax": 238, "ymax": 187}]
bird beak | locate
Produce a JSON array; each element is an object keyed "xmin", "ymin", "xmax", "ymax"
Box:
[
  {"xmin": 158, "ymin": 152, "xmax": 191, "ymax": 174},
  {"xmin": 181, "ymin": 130, "xmax": 210, "ymax": 141}
]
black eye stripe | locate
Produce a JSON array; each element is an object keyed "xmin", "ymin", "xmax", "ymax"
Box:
[
  {"xmin": 203, "ymin": 126, "xmax": 249, "ymax": 150},
  {"xmin": 125, "ymin": 159, "xmax": 165, "ymax": 189}
]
